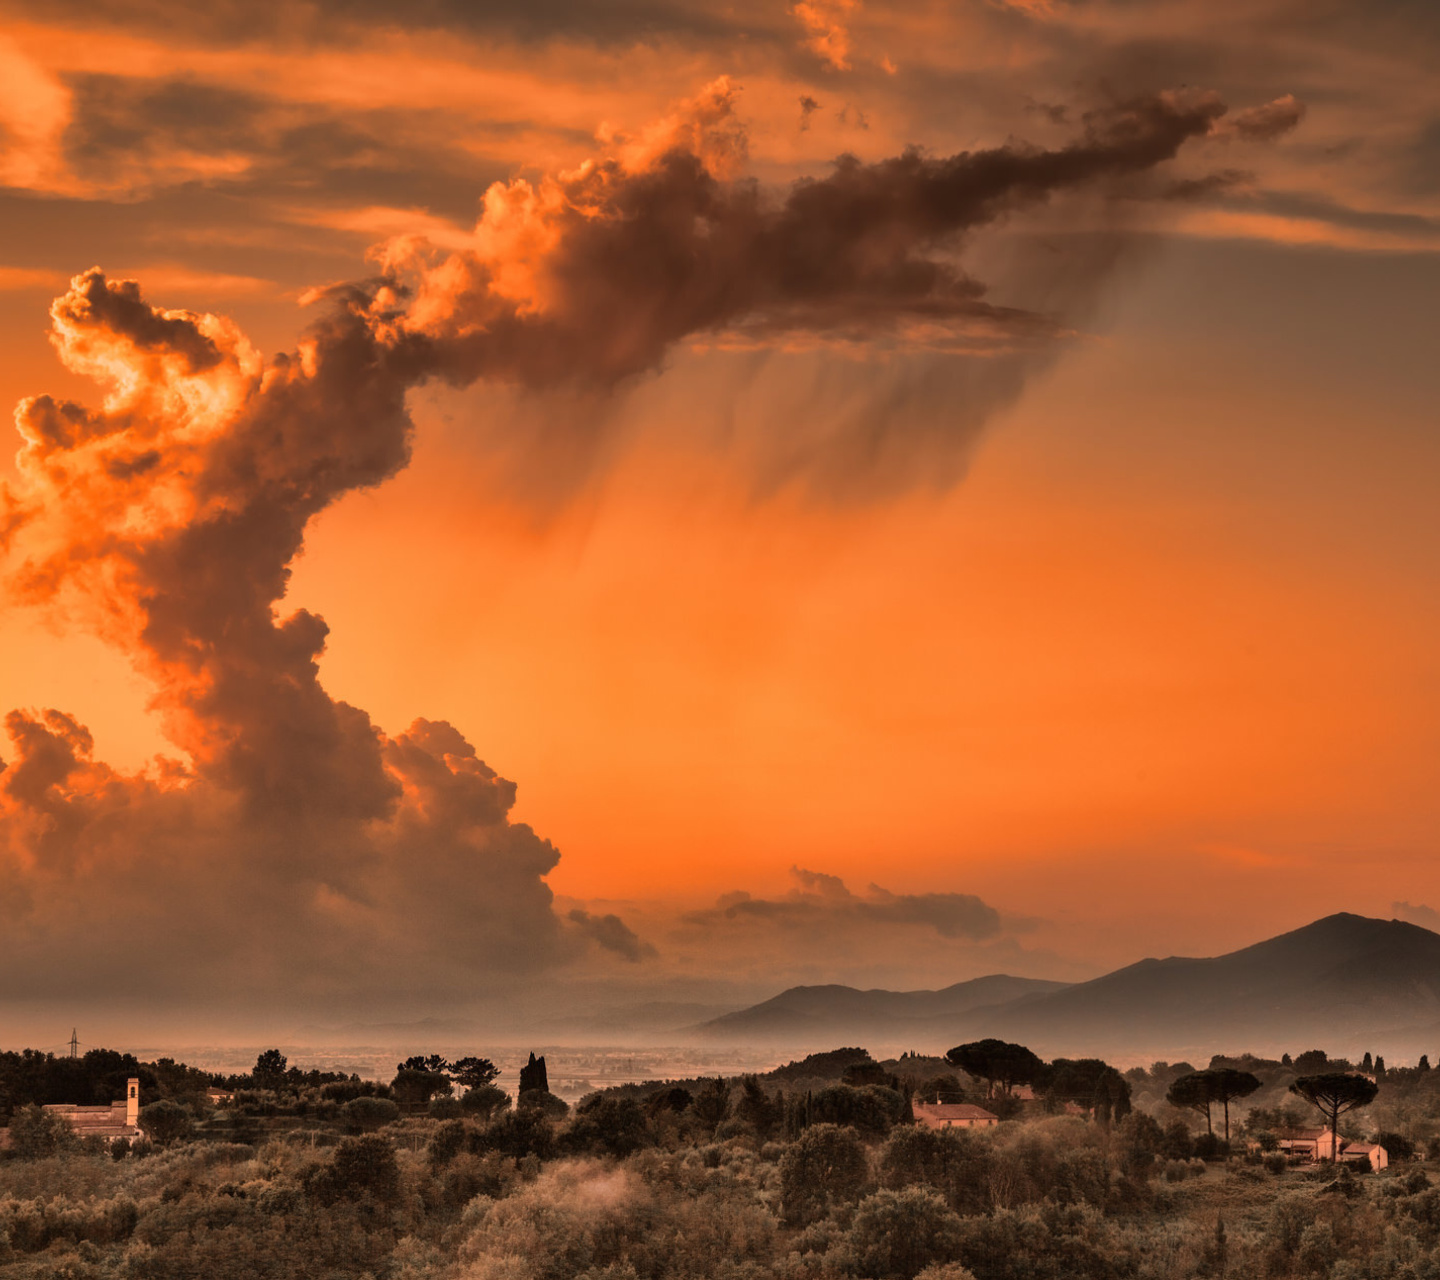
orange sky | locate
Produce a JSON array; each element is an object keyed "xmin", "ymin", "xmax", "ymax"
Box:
[{"xmin": 0, "ymin": 0, "xmax": 1437, "ymax": 1034}]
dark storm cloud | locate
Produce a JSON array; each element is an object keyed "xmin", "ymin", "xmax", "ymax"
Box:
[
  {"xmin": 58, "ymin": 74, "xmax": 541, "ymax": 224},
  {"xmin": 684, "ymin": 868, "xmax": 1006, "ymax": 941},
  {"xmin": 568, "ymin": 909, "xmax": 659, "ymax": 962},
  {"xmin": 400, "ymin": 85, "xmax": 1232, "ymax": 387},
  {"xmin": 0, "ymin": 78, "xmax": 1269, "ymax": 1012}
]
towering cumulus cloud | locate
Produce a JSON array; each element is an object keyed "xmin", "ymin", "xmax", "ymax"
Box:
[{"xmin": 0, "ymin": 82, "xmax": 1284, "ymax": 1015}]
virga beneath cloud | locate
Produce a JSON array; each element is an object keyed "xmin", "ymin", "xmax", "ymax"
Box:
[{"xmin": 0, "ymin": 77, "xmax": 1294, "ymax": 1015}]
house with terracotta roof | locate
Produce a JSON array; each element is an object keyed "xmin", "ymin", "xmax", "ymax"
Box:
[
  {"xmin": 42, "ymin": 1077, "xmax": 142, "ymax": 1144},
  {"xmin": 1340, "ymin": 1141, "xmax": 1389, "ymax": 1172},
  {"xmin": 913, "ymin": 1102, "xmax": 1000, "ymax": 1130},
  {"xmin": 1277, "ymin": 1126, "xmax": 1388, "ymax": 1171}
]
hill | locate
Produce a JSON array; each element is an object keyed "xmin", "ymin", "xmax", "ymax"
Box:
[
  {"xmin": 691, "ymin": 974, "xmax": 1070, "ymax": 1045},
  {"xmin": 696, "ymin": 914, "xmax": 1440, "ymax": 1060},
  {"xmin": 974, "ymin": 912, "xmax": 1440, "ymax": 1059}
]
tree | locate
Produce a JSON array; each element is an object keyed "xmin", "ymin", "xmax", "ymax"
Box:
[
  {"xmin": 1115, "ymin": 1112, "xmax": 1166, "ymax": 1178},
  {"xmin": 307, "ymin": 1135, "xmax": 401, "ymax": 1204},
  {"xmin": 6, "ymin": 1105, "xmax": 79, "ymax": 1159},
  {"xmin": 734, "ymin": 1075, "xmax": 782, "ymax": 1138},
  {"xmin": 450, "ymin": 1056, "xmax": 500, "ymax": 1089},
  {"xmin": 1289, "ymin": 1073, "xmax": 1379, "ymax": 1163},
  {"xmin": 518, "ymin": 1088, "xmax": 568, "ymax": 1118},
  {"xmin": 1166, "ymin": 1072, "xmax": 1215, "ymax": 1136},
  {"xmin": 781, "ymin": 1123, "xmax": 871, "ymax": 1226},
  {"xmin": 399, "ymin": 1053, "xmax": 450, "ymax": 1075},
  {"xmin": 811, "ymin": 1083, "xmax": 907, "ymax": 1135},
  {"xmin": 944, "ymin": 1040, "xmax": 1043, "ymax": 1100},
  {"xmin": 1207, "ymin": 1068, "xmax": 1261, "ymax": 1146},
  {"xmin": 1041, "ymin": 1059, "xmax": 1132, "ymax": 1126},
  {"xmin": 460, "ymin": 1085, "xmax": 510, "ymax": 1119},
  {"xmin": 344, "ymin": 1096, "xmax": 400, "ymax": 1131},
  {"xmin": 691, "ymin": 1077, "xmax": 731, "ymax": 1130},
  {"xmin": 1420, "ymin": 1055, "xmax": 1432, "ymax": 1072},
  {"xmin": 843, "ymin": 1187, "xmax": 965, "ymax": 1280},
  {"xmin": 518, "ymin": 1052, "xmax": 548, "ymax": 1094},
  {"xmin": 252, "ymin": 1049, "xmax": 288, "ymax": 1089},
  {"xmin": 138, "ymin": 1099, "xmax": 193, "ymax": 1146},
  {"xmin": 391, "ymin": 1067, "xmax": 452, "ymax": 1111},
  {"xmin": 566, "ymin": 1095, "xmax": 650, "ymax": 1157}
]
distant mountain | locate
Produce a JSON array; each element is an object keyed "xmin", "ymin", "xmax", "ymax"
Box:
[
  {"xmin": 692, "ymin": 974, "xmax": 1070, "ymax": 1045},
  {"xmin": 696, "ymin": 915, "xmax": 1440, "ymax": 1061},
  {"xmin": 972, "ymin": 913, "xmax": 1440, "ymax": 1059}
]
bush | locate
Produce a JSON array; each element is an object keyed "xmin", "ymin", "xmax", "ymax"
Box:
[
  {"xmin": 4, "ymin": 1107, "xmax": 80, "ymax": 1159},
  {"xmin": 518, "ymin": 1088, "xmax": 570, "ymax": 1119},
  {"xmin": 303, "ymin": 1134, "xmax": 401, "ymax": 1205},
  {"xmin": 139, "ymin": 1100, "xmax": 194, "ymax": 1146},
  {"xmin": 320, "ymin": 1079, "xmax": 390, "ymax": 1103},
  {"xmin": 780, "ymin": 1124, "xmax": 870, "ymax": 1226},
  {"xmin": 1377, "ymin": 1132, "xmax": 1415, "ymax": 1161},
  {"xmin": 1161, "ymin": 1119, "xmax": 1193, "ymax": 1160},
  {"xmin": 483, "ymin": 1107, "xmax": 556, "ymax": 1159},
  {"xmin": 811, "ymin": 1084, "xmax": 907, "ymax": 1135},
  {"xmin": 841, "ymin": 1187, "xmax": 965, "ymax": 1280},
  {"xmin": 879, "ymin": 1125, "xmax": 990, "ymax": 1215},
  {"xmin": 567, "ymin": 1096, "xmax": 651, "ymax": 1158},
  {"xmin": 343, "ymin": 1096, "xmax": 400, "ymax": 1131},
  {"xmin": 1191, "ymin": 1133, "xmax": 1226, "ymax": 1162}
]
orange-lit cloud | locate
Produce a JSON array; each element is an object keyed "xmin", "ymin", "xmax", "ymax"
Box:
[
  {"xmin": 0, "ymin": 79, "xmax": 1242, "ymax": 1015},
  {"xmin": 793, "ymin": 0, "xmax": 859, "ymax": 71}
]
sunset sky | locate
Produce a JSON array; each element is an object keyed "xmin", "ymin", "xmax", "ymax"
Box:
[{"xmin": 0, "ymin": 0, "xmax": 1437, "ymax": 1040}]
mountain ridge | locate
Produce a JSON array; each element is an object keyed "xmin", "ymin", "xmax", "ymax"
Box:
[{"xmin": 695, "ymin": 913, "xmax": 1440, "ymax": 1059}]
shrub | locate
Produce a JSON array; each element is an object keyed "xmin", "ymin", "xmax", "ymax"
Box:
[
  {"xmin": 139, "ymin": 1100, "xmax": 194, "ymax": 1146},
  {"xmin": 4, "ymin": 1108, "xmax": 80, "ymax": 1160},
  {"xmin": 841, "ymin": 1186, "xmax": 965, "ymax": 1280},
  {"xmin": 304, "ymin": 1134, "xmax": 401, "ymax": 1205},
  {"xmin": 1377, "ymin": 1132, "xmax": 1415, "ymax": 1162},
  {"xmin": 780, "ymin": 1124, "xmax": 870, "ymax": 1227},
  {"xmin": 518, "ymin": 1089, "xmax": 570, "ymax": 1119},
  {"xmin": 811, "ymin": 1085, "xmax": 907, "ymax": 1135},
  {"xmin": 343, "ymin": 1096, "xmax": 400, "ymax": 1131},
  {"xmin": 1192, "ymin": 1133, "xmax": 1226, "ymax": 1161},
  {"xmin": 566, "ymin": 1096, "xmax": 651, "ymax": 1158}
]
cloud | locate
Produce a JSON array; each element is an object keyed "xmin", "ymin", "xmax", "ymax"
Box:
[
  {"xmin": 0, "ymin": 76, "xmax": 1256, "ymax": 1013},
  {"xmin": 1217, "ymin": 94, "xmax": 1306, "ymax": 142},
  {"xmin": 793, "ymin": 0, "xmax": 859, "ymax": 71},
  {"xmin": 388, "ymin": 81, "xmax": 1232, "ymax": 385},
  {"xmin": 1393, "ymin": 902, "xmax": 1440, "ymax": 932},
  {"xmin": 567, "ymin": 909, "xmax": 658, "ymax": 961},
  {"xmin": 684, "ymin": 866, "xmax": 1007, "ymax": 941}
]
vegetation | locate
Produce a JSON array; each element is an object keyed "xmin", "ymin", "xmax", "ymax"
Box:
[
  {"xmin": 1, "ymin": 1038, "xmax": 1437, "ymax": 1279},
  {"xmin": 1290, "ymin": 1072, "xmax": 1381, "ymax": 1163}
]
